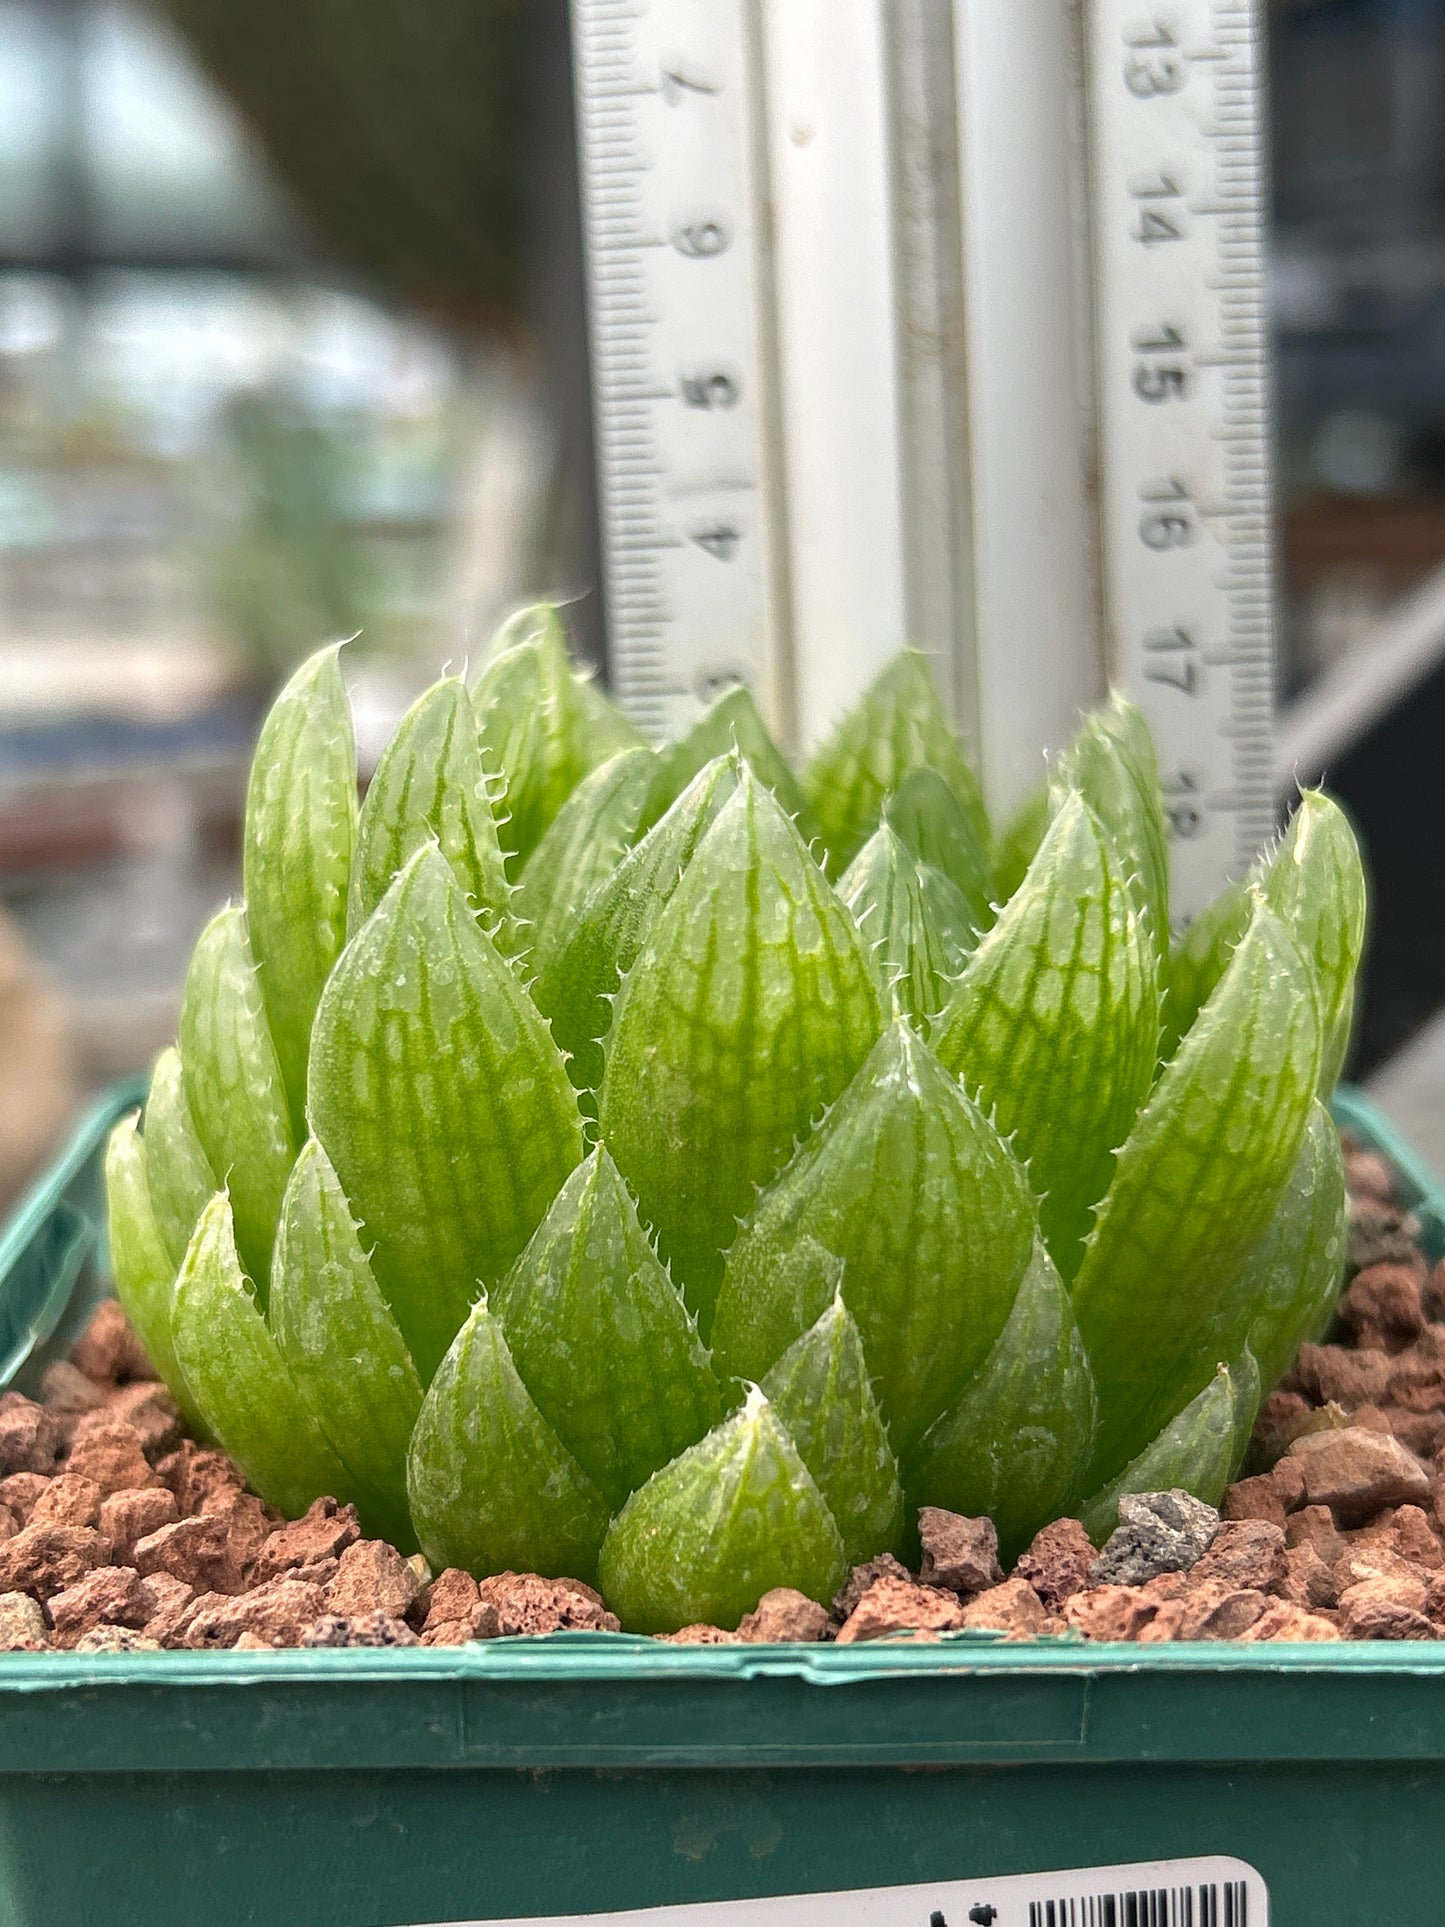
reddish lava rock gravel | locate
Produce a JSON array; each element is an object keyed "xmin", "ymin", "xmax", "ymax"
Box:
[{"xmin": 4, "ymin": 1134, "xmax": 1445, "ymax": 1649}]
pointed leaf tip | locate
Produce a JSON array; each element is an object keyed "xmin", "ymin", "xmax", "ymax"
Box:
[
  {"xmin": 536, "ymin": 750, "xmax": 744, "ymax": 1100},
  {"xmin": 932, "ymin": 792, "xmax": 1159, "ymax": 1278},
  {"xmin": 1074, "ymin": 896, "xmax": 1323, "ymax": 1483},
  {"xmin": 493, "ymin": 1145, "xmax": 722, "ymax": 1509},
  {"xmin": 712, "ymin": 1018, "xmax": 1035, "ymax": 1456},
  {"xmin": 907, "ymin": 1238, "xmax": 1096, "ymax": 1559},
  {"xmin": 839, "ymin": 824, "xmax": 954, "ymax": 1025},
  {"xmin": 350, "ymin": 676, "xmax": 513, "ymax": 947},
  {"xmin": 599, "ymin": 769, "xmax": 883, "ymax": 1325},
  {"xmin": 406, "ymin": 1294, "xmax": 610, "ymax": 1581},
  {"xmin": 761, "ymin": 1295, "xmax": 905, "ymax": 1565},
  {"xmin": 243, "ymin": 643, "xmax": 357, "ymax": 1133},
  {"xmin": 805, "ymin": 651, "xmax": 989, "ymax": 875},
  {"xmin": 179, "ymin": 904, "xmax": 295, "ymax": 1298},
  {"xmin": 309, "ymin": 845, "xmax": 584, "ymax": 1379},
  {"xmin": 171, "ymin": 1193, "xmax": 353, "ymax": 1517},
  {"xmin": 597, "ymin": 1390, "xmax": 846, "ymax": 1633},
  {"xmin": 270, "ymin": 1138, "xmax": 423, "ymax": 1547}
]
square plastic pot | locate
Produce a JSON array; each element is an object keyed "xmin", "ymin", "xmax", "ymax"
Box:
[{"xmin": 0, "ymin": 1083, "xmax": 1441, "ymax": 1927}]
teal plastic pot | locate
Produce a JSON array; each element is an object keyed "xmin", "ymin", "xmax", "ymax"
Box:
[{"xmin": 0, "ymin": 1083, "xmax": 1443, "ymax": 1927}]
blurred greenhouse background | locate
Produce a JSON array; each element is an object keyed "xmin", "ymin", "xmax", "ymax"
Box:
[{"xmin": 4, "ymin": 0, "xmax": 1445, "ymax": 1202}]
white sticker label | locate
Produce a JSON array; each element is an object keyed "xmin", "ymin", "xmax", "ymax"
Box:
[{"xmin": 426, "ymin": 1856, "xmax": 1268, "ymax": 1927}]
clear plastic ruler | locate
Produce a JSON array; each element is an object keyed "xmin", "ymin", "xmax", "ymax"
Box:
[{"xmin": 570, "ymin": 0, "xmax": 1276, "ymax": 920}]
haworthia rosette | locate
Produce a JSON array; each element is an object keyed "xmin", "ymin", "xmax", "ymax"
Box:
[
  {"xmin": 760, "ymin": 1295, "xmax": 905, "ymax": 1566},
  {"xmin": 536, "ymin": 752, "xmax": 743, "ymax": 1101},
  {"xmin": 597, "ymin": 1386, "xmax": 847, "ymax": 1633},
  {"xmin": 1259, "ymin": 791, "xmax": 1367, "ymax": 1093},
  {"xmin": 932, "ymin": 792, "xmax": 1160, "ymax": 1278},
  {"xmin": 1079, "ymin": 1362, "xmax": 1247, "ymax": 1544},
  {"xmin": 492, "ymin": 1147, "xmax": 722, "ymax": 1510},
  {"xmin": 242, "ymin": 644, "xmax": 357, "ymax": 1133},
  {"xmin": 512, "ymin": 748, "xmax": 655, "ymax": 971},
  {"xmin": 804, "ymin": 651, "xmax": 990, "ymax": 875},
  {"xmin": 309, "ymin": 847, "xmax": 584, "ymax": 1379},
  {"xmin": 598, "ymin": 769, "xmax": 884, "ymax": 1325},
  {"xmin": 179, "ymin": 904, "xmax": 296, "ymax": 1298},
  {"xmin": 907, "ymin": 1239, "xmax": 1097, "ymax": 1559},
  {"xmin": 104, "ymin": 1115, "xmax": 206, "ymax": 1436},
  {"xmin": 269, "ymin": 1139, "xmax": 424, "ymax": 1548},
  {"xmin": 883, "ymin": 765, "xmax": 994, "ymax": 941},
  {"xmin": 348, "ymin": 677, "xmax": 514, "ymax": 947},
  {"xmin": 711, "ymin": 1019, "xmax": 1035, "ymax": 1457},
  {"xmin": 406, "ymin": 1294, "xmax": 610, "ymax": 1582},
  {"xmin": 839, "ymin": 824, "xmax": 955, "ymax": 1025},
  {"xmin": 639, "ymin": 683, "xmax": 814, "ymax": 841},
  {"xmin": 141, "ymin": 1046, "xmax": 217, "ymax": 1274},
  {"xmin": 1073, "ymin": 897, "xmax": 1323, "ymax": 1483},
  {"xmin": 171, "ymin": 1195, "xmax": 354, "ymax": 1518}
]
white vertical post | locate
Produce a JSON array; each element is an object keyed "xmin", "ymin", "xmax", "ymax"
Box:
[
  {"xmin": 952, "ymin": 0, "xmax": 1106, "ymax": 815},
  {"xmin": 755, "ymin": 0, "xmax": 911, "ymax": 754}
]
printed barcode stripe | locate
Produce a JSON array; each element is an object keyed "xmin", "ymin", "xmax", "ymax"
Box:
[{"xmin": 1028, "ymin": 1884, "xmax": 1248, "ymax": 1927}]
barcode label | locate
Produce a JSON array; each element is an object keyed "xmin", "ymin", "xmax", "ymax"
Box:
[
  {"xmin": 431, "ymin": 1853, "xmax": 1268, "ymax": 1927},
  {"xmin": 1028, "ymin": 1882, "xmax": 1251, "ymax": 1927}
]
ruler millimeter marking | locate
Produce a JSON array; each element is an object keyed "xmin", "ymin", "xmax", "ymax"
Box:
[
  {"xmin": 1085, "ymin": 0, "xmax": 1277, "ymax": 924},
  {"xmin": 570, "ymin": 0, "xmax": 1278, "ymax": 914}
]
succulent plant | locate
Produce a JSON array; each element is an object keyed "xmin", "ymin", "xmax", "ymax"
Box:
[{"xmin": 106, "ymin": 608, "xmax": 1366, "ymax": 1631}]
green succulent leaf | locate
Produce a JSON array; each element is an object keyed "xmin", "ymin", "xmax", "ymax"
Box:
[
  {"xmin": 598, "ymin": 769, "xmax": 884, "ymax": 1324},
  {"xmin": 492, "ymin": 1147, "xmax": 722, "ymax": 1510},
  {"xmin": 1159, "ymin": 878, "xmax": 1251, "ymax": 1063},
  {"xmin": 907, "ymin": 1238, "xmax": 1097, "ymax": 1559},
  {"xmin": 992, "ymin": 783, "xmax": 1050, "ymax": 906},
  {"xmin": 536, "ymin": 752, "xmax": 743, "ymax": 1101},
  {"xmin": 575, "ymin": 671, "xmax": 645, "ymax": 763},
  {"xmin": 1052, "ymin": 705, "xmax": 1169, "ymax": 964},
  {"xmin": 309, "ymin": 846, "xmax": 584, "ymax": 1379},
  {"xmin": 711, "ymin": 1019, "xmax": 1035, "ymax": 1457},
  {"xmin": 242, "ymin": 644, "xmax": 357, "ymax": 1134},
  {"xmin": 1190, "ymin": 1099, "xmax": 1349, "ymax": 1397},
  {"xmin": 179, "ymin": 904, "xmax": 296, "ymax": 1297},
  {"xmin": 839, "ymin": 825, "xmax": 955, "ymax": 1024},
  {"xmin": 104, "ymin": 1115, "xmax": 205, "ymax": 1435},
  {"xmin": 932, "ymin": 792, "xmax": 1160, "ymax": 1277},
  {"xmin": 917, "ymin": 863, "xmax": 983, "ymax": 976},
  {"xmin": 141, "ymin": 1047, "xmax": 217, "ymax": 1274},
  {"xmin": 349, "ymin": 677, "xmax": 514, "ymax": 948},
  {"xmin": 171, "ymin": 1194, "xmax": 354, "ymax": 1518},
  {"xmin": 597, "ymin": 1386, "xmax": 847, "ymax": 1633},
  {"xmin": 472, "ymin": 607, "xmax": 599, "ymax": 866},
  {"xmin": 1079, "ymin": 1362, "xmax": 1247, "ymax": 1544},
  {"xmin": 1073, "ymin": 897, "xmax": 1324, "ymax": 1484},
  {"xmin": 406, "ymin": 1293, "xmax": 610, "ymax": 1582},
  {"xmin": 805, "ymin": 651, "xmax": 989, "ymax": 874},
  {"xmin": 1259, "ymin": 791, "xmax": 1368, "ymax": 1092},
  {"xmin": 269, "ymin": 1139, "xmax": 424, "ymax": 1548},
  {"xmin": 760, "ymin": 1295, "xmax": 905, "ymax": 1566},
  {"xmin": 639, "ymin": 683, "xmax": 814, "ymax": 840},
  {"xmin": 883, "ymin": 765, "xmax": 994, "ymax": 939},
  {"xmin": 512, "ymin": 747, "xmax": 655, "ymax": 971}
]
